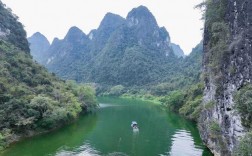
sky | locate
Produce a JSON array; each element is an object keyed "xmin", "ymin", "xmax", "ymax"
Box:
[{"xmin": 2, "ymin": 0, "xmax": 204, "ymax": 54}]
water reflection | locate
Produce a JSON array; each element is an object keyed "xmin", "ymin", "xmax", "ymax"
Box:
[
  {"xmin": 169, "ymin": 130, "xmax": 203, "ymax": 156},
  {"xmin": 55, "ymin": 143, "xmax": 130, "ymax": 156},
  {"xmin": 55, "ymin": 143, "xmax": 100, "ymax": 156},
  {"xmin": 99, "ymin": 103, "xmax": 128, "ymax": 108}
]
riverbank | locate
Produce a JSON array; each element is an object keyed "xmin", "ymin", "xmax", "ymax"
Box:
[
  {"xmin": 120, "ymin": 94, "xmax": 161, "ymax": 104},
  {"xmin": 1, "ymin": 97, "xmax": 213, "ymax": 156},
  {"xmin": 0, "ymin": 108, "xmax": 97, "ymax": 151},
  {"xmin": 109, "ymin": 83, "xmax": 204, "ymax": 122}
]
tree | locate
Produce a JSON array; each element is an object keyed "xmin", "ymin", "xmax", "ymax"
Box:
[
  {"xmin": 161, "ymin": 91, "xmax": 185, "ymax": 112},
  {"xmin": 29, "ymin": 95, "xmax": 55, "ymax": 119},
  {"xmin": 109, "ymin": 85, "xmax": 125, "ymax": 96},
  {"xmin": 233, "ymin": 132, "xmax": 252, "ymax": 156},
  {"xmin": 234, "ymin": 84, "xmax": 252, "ymax": 128}
]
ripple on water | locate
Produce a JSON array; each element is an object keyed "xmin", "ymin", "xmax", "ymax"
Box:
[
  {"xmin": 55, "ymin": 143, "xmax": 100, "ymax": 156},
  {"xmin": 55, "ymin": 143, "xmax": 129, "ymax": 156},
  {"xmin": 168, "ymin": 130, "xmax": 203, "ymax": 156},
  {"xmin": 99, "ymin": 103, "xmax": 126, "ymax": 108}
]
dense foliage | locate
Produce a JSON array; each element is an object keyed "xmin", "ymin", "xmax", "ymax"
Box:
[
  {"xmin": 234, "ymin": 84, "xmax": 252, "ymax": 129},
  {"xmin": 233, "ymin": 83, "xmax": 252, "ymax": 156},
  {"xmin": 98, "ymin": 42, "xmax": 203, "ymax": 98},
  {"xmin": 160, "ymin": 83, "xmax": 204, "ymax": 121},
  {"xmin": 233, "ymin": 132, "xmax": 252, "ymax": 156},
  {"xmin": 0, "ymin": 1, "xmax": 98, "ymax": 150},
  {"xmin": 0, "ymin": 41, "xmax": 98, "ymax": 149},
  {"xmin": 0, "ymin": 2, "xmax": 29, "ymax": 52}
]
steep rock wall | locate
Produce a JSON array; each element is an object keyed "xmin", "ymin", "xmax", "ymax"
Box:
[{"xmin": 199, "ymin": 0, "xmax": 252, "ymax": 155}]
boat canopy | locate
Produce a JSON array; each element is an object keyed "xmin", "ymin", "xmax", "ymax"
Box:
[{"xmin": 132, "ymin": 121, "xmax": 137, "ymax": 125}]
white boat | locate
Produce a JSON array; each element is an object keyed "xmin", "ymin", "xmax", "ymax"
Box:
[{"xmin": 131, "ymin": 121, "xmax": 139, "ymax": 132}]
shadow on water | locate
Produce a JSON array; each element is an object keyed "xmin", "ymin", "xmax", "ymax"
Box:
[{"xmin": 1, "ymin": 96, "xmax": 212, "ymax": 156}]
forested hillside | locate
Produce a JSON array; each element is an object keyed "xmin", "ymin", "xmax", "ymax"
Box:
[
  {"xmin": 29, "ymin": 6, "xmax": 187, "ymax": 87},
  {"xmin": 0, "ymin": 1, "xmax": 98, "ymax": 150},
  {"xmin": 155, "ymin": 43, "xmax": 204, "ymax": 121},
  {"xmin": 28, "ymin": 5, "xmax": 204, "ymax": 103}
]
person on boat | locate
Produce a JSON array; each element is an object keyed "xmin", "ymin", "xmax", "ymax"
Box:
[
  {"xmin": 131, "ymin": 121, "xmax": 138, "ymax": 129},
  {"xmin": 133, "ymin": 124, "xmax": 138, "ymax": 128}
]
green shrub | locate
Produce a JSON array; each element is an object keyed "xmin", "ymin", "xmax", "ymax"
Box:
[
  {"xmin": 109, "ymin": 85, "xmax": 125, "ymax": 96},
  {"xmin": 234, "ymin": 84, "xmax": 252, "ymax": 128},
  {"xmin": 204, "ymin": 101, "xmax": 215, "ymax": 110},
  {"xmin": 0, "ymin": 133, "xmax": 4, "ymax": 150},
  {"xmin": 77, "ymin": 85, "xmax": 98, "ymax": 110},
  {"xmin": 179, "ymin": 97, "xmax": 202, "ymax": 120},
  {"xmin": 151, "ymin": 83, "xmax": 174, "ymax": 96},
  {"xmin": 161, "ymin": 91, "xmax": 185, "ymax": 112},
  {"xmin": 176, "ymin": 83, "xmax": 204, "ymax": 121},
  {"xmin": 208, "ymin": 120, "xmax": 221, "ymax": 139},
  {"xmin": 233, "ymin": 132, "xmax": 252, "ymax": 156},
  {"xmin": 190, "ymin": 105, "xmax": 203, "ymax": 121}
]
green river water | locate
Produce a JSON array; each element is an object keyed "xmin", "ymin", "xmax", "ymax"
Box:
[{"xmin": 1, "ymin": 97, "xmax": 212, "ymax": 156}]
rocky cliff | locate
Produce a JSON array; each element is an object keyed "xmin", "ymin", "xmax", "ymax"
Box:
[
  {"xmin": 171, "ymin": 43, "xmax": 185, "ymax": 58},
  {"xmin": 199, "ymin": 0, "xmax": 252, "ymax": 155}
]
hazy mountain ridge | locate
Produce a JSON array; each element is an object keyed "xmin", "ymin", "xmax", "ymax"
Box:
[
  {"xmin": 28, "ymin": 32, "xmax": 50, "ymax": 63},
  {"xmin": 29, "ymin": 6, "xmax": 193, "ymax": 87},
  {"xmin": 171, "ymin": 43, "xmax": 185, "ymax": 58}
]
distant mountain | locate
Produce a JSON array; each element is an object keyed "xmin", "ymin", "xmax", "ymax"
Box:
[
  {"xmin": 28, "ymin": 32, "xmax": 50, "ymax": 63},
  {"xmin": 171, "ymin": 43, "xmax": 184, "ymax": 58},
  {"xmin": 88, "ymin": 13, "xmax": 125, "ymax": 53},
  {"xmin": 86, "ymin": 6, "xmax": 177, "ymax": 86},
  {"xmin": 182, "ymin": 42, "xmax": 203, "ymax": 82},
  {"xmin": 45, "ymin": 26, "xmax": 92, "ymax": 80},
  {"xmin": 29, "ymin": 6, "xmax": 188, "ymax": 86}
]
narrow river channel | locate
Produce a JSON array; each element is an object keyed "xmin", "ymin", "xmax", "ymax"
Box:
[{"xmin": 1, "ymin": 97, "xmax": 212, "ymax": 156}]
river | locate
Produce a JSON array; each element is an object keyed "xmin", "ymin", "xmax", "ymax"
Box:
[{"xmin": 1, "ymin": 97, "xmax": 212, "ymax": 156}]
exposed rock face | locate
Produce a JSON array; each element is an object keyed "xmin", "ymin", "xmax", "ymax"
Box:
[
  {"xmin": 45, "ymin": 26, "xmax": 91, "ymax": 80},
  {"xmin": 28, "ymin": 32, "xmax": 50, "ymax": 63},
  {"xmin": 125, "ymin": 6, "xmax": 173, "ymax": 57},
  {"xmin": 171, "ymin": 43, "xmax": 185, "ymax": 58},
  {"xmin": 88, "ymin": 13, "xmax": 125, "ymax": 52},
  {"xmin": 200, "ymin": 0, "xmax": 252, "ymax": 155}
]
